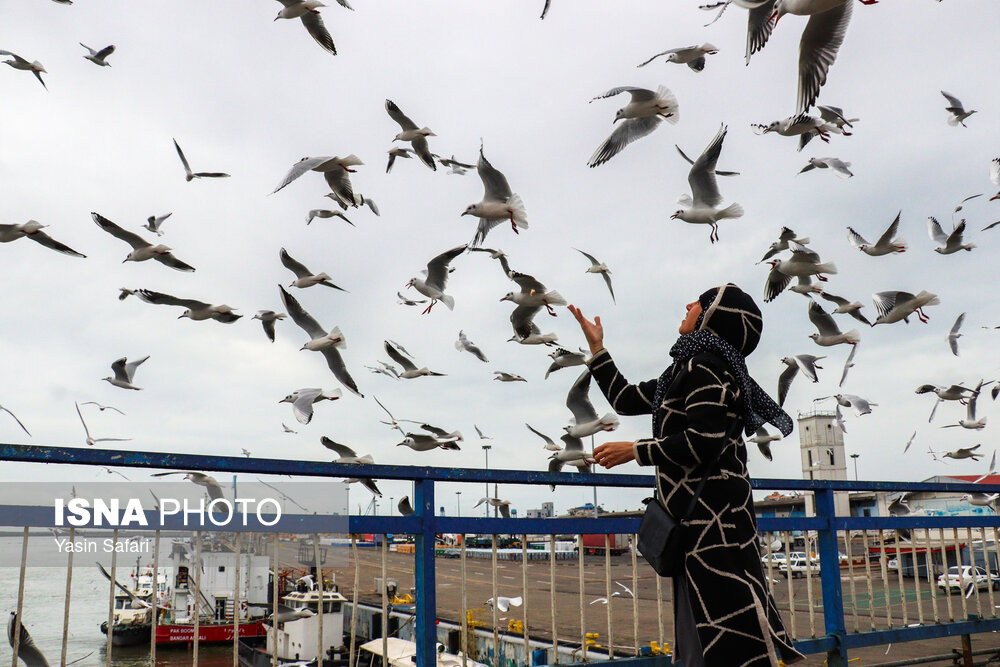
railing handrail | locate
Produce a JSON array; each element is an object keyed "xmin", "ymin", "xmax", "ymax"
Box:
[{"xmin": 3, "ymin": 443, "xmax": 1000, "ymax": 494}]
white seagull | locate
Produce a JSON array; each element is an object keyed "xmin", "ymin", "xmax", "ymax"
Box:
[
  {"xmin": 941, "ymin": 381, "xmax": 988, "ymax": 430},
  {"xmin": 474, "ymin": 497, "xmax": 512, "ymax": 518},
  {"xmin": 941, "ymin": 91, "xmax": 976, "ymax": 127},
  {"xmin": 273, "ymin": 0, "xmax": 344, "ymax": 55},
  {"xmin": 133, "ymin": 289, "xmax": 241, "ymax": 322},
  {"xmin": 671, "ymin": 124, "xmax": 743, "ymax": 243},
  {"xmin": 252, "ymin": 310, "xmax": 287, "ymax": 343},
  {"xmin": 752, "ymin": 113, "xmax": 836, "ymax": 152},
  {"xmin": 758, "ymin": 226, "xmax": 811, "ymax": 263},
  {"xmin": 306, "ymin": 208, "xmax": 354, "ymax": 226},
  {"xmin": 406, "ymin": 245, "xmax": 466, "ymax": 314},
  {"xmin": 0, "ymin": 403, "xmax": 31, "ymax": 436},
  {"xmin": 270, "ymin": 155, "xmax": 365, "ymax": 207},
  {"xmin": 565, "ymin": 370, "xmax": 619, "ymax": 438},
  {"xmin": 763, "ymin": 242, "xmax": 837, "ymax": 302},
  {"xmin": 280, "ymin": 247, "xmax": 347, "ymax": 291},
  {"xmin": 455, "ymin": 331, "xmax": 489, "ymax": 363},
  {"xmin": 847, "ymin": 212, "xmax": 907, "ymax": 255},
  {"xmin": 587, "ymin": 85, "xmax": 679, "ymax": 167},
  {"xmin": 501, "ymin": 271, "xmax": 566, "ymax": 317},
  {"xmin": 818, "ymin": 292, "xmax": 871, "ymax": 326},
  {"xmin": 947, "ymin": 312, "xmax": 965, "ymax": 356},
  {"xmin": 384, "ymin": 340, "xmax": 445, "ymax": 379},
  {"xmin": 91, "ymin": 212, "xmax": 195, "ymax": 271},
  {"xmin": 102, "ymin": 356, "xmax": 149, "ymax": 390},
  {"xmin": 0, "ymin": 220, "xmax": 86, "ymax": 257},
  {"xmin": 76, "ymin": 401, "xmax": 131, "ymax": 448},
  {"xmin": 172, "ymin": 138, "xmax": 230, "ymax": 181},
  {"xmin": 280, "ymin": 388, "xmax": 342, "ymax": 425},
  {"xmin": 385, "ymin": 99, "xmax": 436, "ymax": 170},
  {"xmin": 0, "ymin": 50, "xmax": 47, "ymax": 89},
  {"xmin": 79, "ymin": 43, "xmax": 115, "ymax": 67},
  {"xmin": 143, "ymin": 213, "xmax": 172, "ymax": 236},
  {"xmin": 637, "ymin": 44, "xmax": 719, "ymax": 71},
  {"xmin": 280, "ymin": 286, "xmax": 361, "ymax": 396},
  {"xmin": 807, "ymin": 300, "xmax": 859, "ymax": 347},
  {"xmin": 545, "ymin": 348, "xmax": 587, "ymax": 379},
  {"xmin": 798, "ymin": 157, "xmax": 852, "ymax": 179},
  {"xmin": 526, "ymin": 424, "xmax": 562, "ymax": 452},
  {"xmin": 928, "ymin": 217, "xmax": 975, "ymax": 254},
  {"xmin": 871, "ymin": 290, "xmax": 940, "ymax": 325},
  {"xmin": 80, "ymin": 402, "xmax": 125, "ymax": 416},
  {"xmin": 151, "ymin": 471, "xmax": 225, "ymax": 501},
  {"xmin": 777, "ymin": 354, "xmax": 824, "ymax": 406},
  {"xmin": 494, "ymin": 372, "xmax": 527, "ymax": 383},
  {"xmin": 575, "ymin": 249, "xmax": 615, "ymax": 303},
  {"xmin": 463, "ymin": 143, "xmax": 527, "ymax": 246},
  {"xmin": 485, "ymin": 596, "xmax": 522, "ymax": 611},
  {"xmin": 749, "ymin": 427, "xmax": 781, "ymax": 461}
]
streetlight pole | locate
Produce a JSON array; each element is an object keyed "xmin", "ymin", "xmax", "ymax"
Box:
[
  {"xmin": 456, "ymin": 491, "xmax": 461, "ymax": 517},
  {"xmin": 482, "ymin": 444, "xmax": 492, "ymax": 517},
  {"xmin": 850, "ymin": 453, "xmax": 860, "ymax": 481}
]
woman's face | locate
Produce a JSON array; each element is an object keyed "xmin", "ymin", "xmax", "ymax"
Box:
[{"xmin": 679, "ymin": 300, "xmax": 703, "ymax": 334}]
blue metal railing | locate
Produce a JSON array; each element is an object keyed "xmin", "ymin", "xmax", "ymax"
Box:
[{"xmin": 4, "ymin": 442, "xmax": 1000, "ymax": 667}]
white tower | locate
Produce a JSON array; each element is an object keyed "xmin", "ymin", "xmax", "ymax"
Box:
[{"xmin": 799, "ymin": 410, "xmax": 850, "ymax": 517}]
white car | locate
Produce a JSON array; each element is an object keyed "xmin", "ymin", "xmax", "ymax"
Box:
[
  {"xmin": 779, "ymin": 557, "xmax": 821, "ymax": 579},
  {"xmin": 936, "ymin": 566, "xmax": 998, "ymax": 594},
  {"xmin": 761, "ymin": 552, "xmax": 787, "ymax": 567}
]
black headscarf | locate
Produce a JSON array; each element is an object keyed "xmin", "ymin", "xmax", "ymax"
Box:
[{"xmin": 653, "ymin": 283, "xmax": 793, "ymax": 438}]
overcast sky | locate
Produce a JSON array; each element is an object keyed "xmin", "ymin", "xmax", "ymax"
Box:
[{"xmin": 1, "ymin": 0, "xmax": 999, "ymax": 518}]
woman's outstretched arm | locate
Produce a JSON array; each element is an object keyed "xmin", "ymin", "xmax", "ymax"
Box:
[{"xmin": 569, "ymin": 305, "xmax": 658, "ymax": 416}]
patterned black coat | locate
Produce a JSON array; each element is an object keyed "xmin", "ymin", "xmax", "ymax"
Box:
[{"xmin": 588, "ymin": 348, "xmax": 802, "ymax": 666}]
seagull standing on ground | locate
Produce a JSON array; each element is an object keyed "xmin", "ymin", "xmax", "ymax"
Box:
[
  {"xmin": 172, "ymin": 139, "xmax": 230, "ymax": 181},
  {"xmin": 671, "ymin": 125, "xmax": 743, "ymax": 243},
  {"xmin": 463, "ymin": 143, "xmax": 528, "ymax": 245},
  {"xmin": 273, "ymin": 0, "xmax": 343, "ymax": 55},
  {"xmin": 587, "ymin": 85, "xmax": 679, "ymax": 167}
]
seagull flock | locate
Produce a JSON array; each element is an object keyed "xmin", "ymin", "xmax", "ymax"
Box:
[{"xmin": 1, "ymin": 1, "xmax": 999, "ymax": 528}]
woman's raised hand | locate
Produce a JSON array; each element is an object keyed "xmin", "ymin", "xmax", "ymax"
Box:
[{"xmin": 568, "ymin": 304, "xmax": 604, "ymax": 355}]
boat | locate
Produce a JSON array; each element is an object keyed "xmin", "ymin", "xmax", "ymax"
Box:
[
  {"xmin": 99, "ymin": 563, "xmax": 171, "ymax": 646},
  {"xmin": 239, "ymin": 586, "xmax": 349, "ymax": 667},
  {"xmin": 358, "ymin": 637, "xmax": 488, "ymax": 667},
  {"xmin": 155, "ymin": 550, "xmax": 272, "ymax": 644}
]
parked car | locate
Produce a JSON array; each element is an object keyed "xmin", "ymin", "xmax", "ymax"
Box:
[
  {"xmin": 936, "ymin": 566, "xmax": 998, "ymax": 594},
  {"xmin": 780, "ymin": 557, "xmax": 821, "ymax": 579},
  {"xmin": 761, "ymin": 552, "xmax": 787, "ymax": 567}
]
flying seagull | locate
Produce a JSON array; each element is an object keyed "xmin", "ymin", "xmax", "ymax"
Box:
[
  {"xmin": 947, "ymin": 312, "xmax": 965, "ymax": 356},
  {"xmin": 273, "ymin": 0, "xmax": 343, "ymax": 55},
  {"xmin": 80, "ymin": 401, "xmax": 125, "ymax": 416},
  {"xmin": 575, "ymin": 249, "xmax": 615, "ymax": 303},
  {"xmin": 0, "ymin": 403, "xmax": 31, "ymax": 436},
  {"xmin": 847, "ymin": 212, "xmax": 907, "ymax": 255},
  {"xmin": 280, "ymin": 285, "xmax": 362, "ymax": 396},
  {"xmin": 91, "ymin": 212, "xmax": 195, "ymax": 271},
  {"xmin": 252, "ymin": 310, "xmax": 286, "ymax": 343},
  {"xmin": 463, "ymin": 143, "xmax": 527, "ymax": 246},
  {"xmin": 637, "ymin": 44, "xmax": 719, "ymax": 71},
  {"xmin": 173, "ymin": 138, "xmax": 230, "ymax": 181},
  {"xmin": 102, "ymin": 356, "xmax": 149, "ymax": 390},
  {"xmin": 798, "ymin": 157, "xmax": 852, "ymax": 179},
  {"xmin": 385, "ymin": 99, "xmax": 436, "ymax": 169},
  {"xmin": 143, "ymin": 213, "xmax": 172, "ymax": 236},
  {"xmin": 941, "ymin": 91, "xmax": 976, "ymax": 127},
  {"xmin": 587, "ymin": 85, "xmax": 679, "ymax": 167},
  {"xmin": 0, "ymin": 50, "xmax": 47, "ymax": 89},
  {"xmin": 928, "ymin": 217, "xmax": 975, "ymax": 254},
  {"xmin": 671, "ymin": 124, "xmax": 743, "ymax": 243},
  {"xmin": 79, "ymin": 43, "xmax": 115, "ymax": 67},
  {"xmin": 280, "ymin": 247, "xmax": 347, "ymax": 291},
  {"xmin": 280, "ymin": 388, "xmax": 342, "ymax": 424},
  {"xmin": 0, "ymin": 220, "xmax": 86, "ymax": 258},
  {"xmin": 384, "ymin": 340, "xmax": 445, "ymax": 379},
  {"xmin": 777, "ymin": 354, "xmax": 824, "ymax": 406},
  {"xmin": 455, "ymin": 330, "xmax": 488, "ymax": 363},
  {"xmin": 133, "ymin": 288, "xmax": 242, "ymax": 322},
  {"xmin": 152, "ymin": 471, "xmax": 226, "ymax": 501},
  {"xmin": 406, "ymin": 244, "xmax": 466, "ymax": 314},
  {"xmin": 75, "ymin": 402, "xmax": 130, "ymax": 447}
]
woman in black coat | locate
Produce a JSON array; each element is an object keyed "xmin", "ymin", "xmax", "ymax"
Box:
[{"xmin": 569, "ymin": 283, "xmax": 803, "ymax": 667}]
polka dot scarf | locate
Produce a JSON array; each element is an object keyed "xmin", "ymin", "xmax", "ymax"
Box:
[{"xmin": 653, "ymin": 284, "xmax": 793, "ymax": 438}]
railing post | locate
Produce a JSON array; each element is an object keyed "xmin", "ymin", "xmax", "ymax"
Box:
[
  {"xmin": 415, "ymin": 479, "xmax": 437, "ymax": 667},
  {"xmin": 814, "ymin": 488, "xmax": 846, "ymax": 666}
]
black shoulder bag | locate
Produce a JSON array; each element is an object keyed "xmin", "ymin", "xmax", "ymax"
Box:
[{"xmin": 636, "ymin": 416, "xmax": 743, "ymax": 577}]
